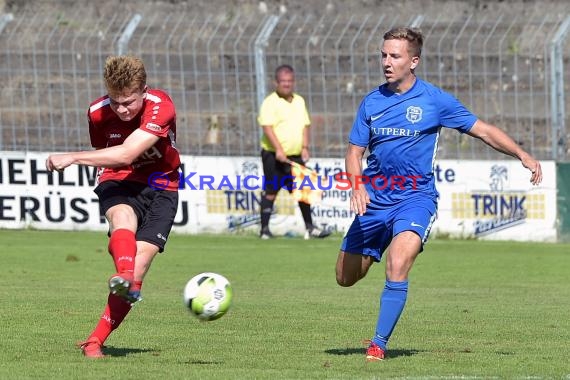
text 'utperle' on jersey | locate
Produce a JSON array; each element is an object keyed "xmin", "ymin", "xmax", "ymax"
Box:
[
  {"xmin": 88, "ymin": 89, "xmax": 181, "ymax": 191},
  {"xmin": 349, "ymin": 78, "xmax": 477, "ymax": 205}
]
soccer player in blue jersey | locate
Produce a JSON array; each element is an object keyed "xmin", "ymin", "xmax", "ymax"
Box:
[{"xmin": 335, "ymin": 27, "xmax": 543, "ymax": 361}]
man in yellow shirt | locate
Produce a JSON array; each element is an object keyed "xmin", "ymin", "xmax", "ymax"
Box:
[{"xmin": 258, "ymin": 64, "xmax": 331, "ymax": 240}]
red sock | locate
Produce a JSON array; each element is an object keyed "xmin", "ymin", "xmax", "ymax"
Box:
[
  {"xmin": 88, "ymin": 294, "xmax": 132, "ymax": 344},
  {"xmin": 108, "ymin": 229, "xmax": 136, "ymax": 274}
]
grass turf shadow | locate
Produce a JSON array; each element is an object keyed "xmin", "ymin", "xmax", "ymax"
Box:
[
  {"xmin": 102, "ymin": 346, "xmax": 156, "ymax": 357},
  {"xmin": 325, "ymin": 347, "xmax": 422, "ymax": 359}
]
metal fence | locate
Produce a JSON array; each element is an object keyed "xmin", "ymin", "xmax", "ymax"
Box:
[{"xmin": 0, "ymin": 5, "xmax": 569, "ymax": 160}]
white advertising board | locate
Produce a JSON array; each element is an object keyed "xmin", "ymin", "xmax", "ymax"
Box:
[
  {"xmin": 0, "ymin": 152, "xmax": 556, "ymax": 242},
  {"xmin": 428, "ymin": 160, "xmax": 556, "ymax": 242}
]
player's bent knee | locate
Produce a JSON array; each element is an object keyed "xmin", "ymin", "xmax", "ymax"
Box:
[
  {"xmin": 336, "ymin": 278, "xmax": 355, "ymax": 287},
  {"xmin": 336, "ymin": 272, "xmax": 358, "ymax": 287},
  {"xmin": 336, "ymin": 251, "xmax": 365, "ymax": 287},
  {"xmin": 106, "ymin": 205, "xmax": 137, "ymax": 228}
]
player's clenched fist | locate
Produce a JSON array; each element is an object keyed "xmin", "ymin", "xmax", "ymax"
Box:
[{"xmin": 45, "ymin": 153, "xmax": 74, "ymax": 172}]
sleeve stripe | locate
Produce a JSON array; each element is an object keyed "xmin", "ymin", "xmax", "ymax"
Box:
[
  {"xmin": 89, "ymin": 98, "xmax": 110, "ymax": 113},
  {"xmin": 145, "ymin": 93, "xmax": 162, "ymax": 103}
]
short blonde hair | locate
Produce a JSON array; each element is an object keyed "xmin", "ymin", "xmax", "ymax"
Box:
[
  {"xmin": 383, "ymin": 27, "xmax": 423, "ymax": 58},
  {"xmin": 103, "ymin": 56, "xmax": 147, "ymax": 96}
]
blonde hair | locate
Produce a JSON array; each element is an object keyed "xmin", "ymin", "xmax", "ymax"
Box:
[
  {"xmin": 103, "ymin": 56, "xmax": 147, "ymax": 96},
  {"xmin": 383, "ymin": 27, "xmax": 423, "ymax": 58}
]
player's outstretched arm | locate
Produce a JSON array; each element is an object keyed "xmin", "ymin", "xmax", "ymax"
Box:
[
  {"xmin": 467, "ymin": 120, "xmax": 542, "ymax": 185},
  {"xmin": 45, "ymin": 129, "xmax": 160, "ymax": 172}
]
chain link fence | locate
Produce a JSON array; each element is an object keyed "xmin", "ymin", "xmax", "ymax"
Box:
[{"xmin": 0, "ymin": 3, "xmax": 569, "ymax": 160}]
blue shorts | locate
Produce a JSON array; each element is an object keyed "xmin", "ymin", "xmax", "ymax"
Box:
[{"xmin": 340, "ymin": 197, "xmax": 437, "ymax": 262}]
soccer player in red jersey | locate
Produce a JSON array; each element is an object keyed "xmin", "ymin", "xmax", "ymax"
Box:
[{"xmin": 45, "ymin": 56, "xmax": 180, "ymax": 358}]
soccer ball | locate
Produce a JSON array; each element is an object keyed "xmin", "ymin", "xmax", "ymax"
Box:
[{"xmin": 183, "ymin": 272, "xmax": 233, "ymax": 321}]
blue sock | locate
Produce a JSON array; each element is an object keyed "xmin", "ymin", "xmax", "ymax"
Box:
[{"xmin": 372, "ymin": 280, "xmax": 408, "ymax": 350}]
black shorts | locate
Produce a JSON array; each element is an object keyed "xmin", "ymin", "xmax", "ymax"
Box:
[
  {"xmin": 261, "ymin": 149, "xmax": 304, "ymax": 195},
  {"xmin": 94, "ymin": 180, "xmax": 179, "ymax": 253}
]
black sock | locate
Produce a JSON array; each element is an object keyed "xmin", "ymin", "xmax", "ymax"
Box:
[
  {"xmin": 260, "ymin": 195, "xmax": 275, "ymax": 231},
  {"xmin": 298, "ymin": 202, "xmax": 313, "ymax": 230}
]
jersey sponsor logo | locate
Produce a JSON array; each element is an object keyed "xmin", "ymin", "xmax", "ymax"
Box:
[
  {"xmin": 109, "ymin": 133, "xmax": 122, "ymax": 139},
  {"xmin": 406, "ymin": 106, "xmax": 422, "ymax": 123},
  {"xmin": 370, "ymin": 112, "xmax": 385, "ymax": 121},
  {"xmin": 371, "ymin": 127, "xmax": 420, "ymax": 137},
  {"xmin": 146, "ymin": 122, "xmax": 162, "ymax": 132}
]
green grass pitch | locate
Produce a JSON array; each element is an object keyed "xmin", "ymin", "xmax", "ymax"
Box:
[{"xmin": 1, "ymin": 229, "xmax": 569, "ymax": 379}]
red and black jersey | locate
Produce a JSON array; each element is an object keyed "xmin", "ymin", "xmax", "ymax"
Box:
[{"xmin": 88, "ymin": 89, "xmax": 180, "ymax": 191}]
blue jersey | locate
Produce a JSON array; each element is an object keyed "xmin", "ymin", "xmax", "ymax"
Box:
[{"xmin": 348, "ymin": 78, "xmax": 477, "ymax": 206}]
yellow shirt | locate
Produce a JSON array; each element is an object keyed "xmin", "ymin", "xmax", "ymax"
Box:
[{"xmin": 258, "ymin": 92, "xmax": 310, "ymax": 156}]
